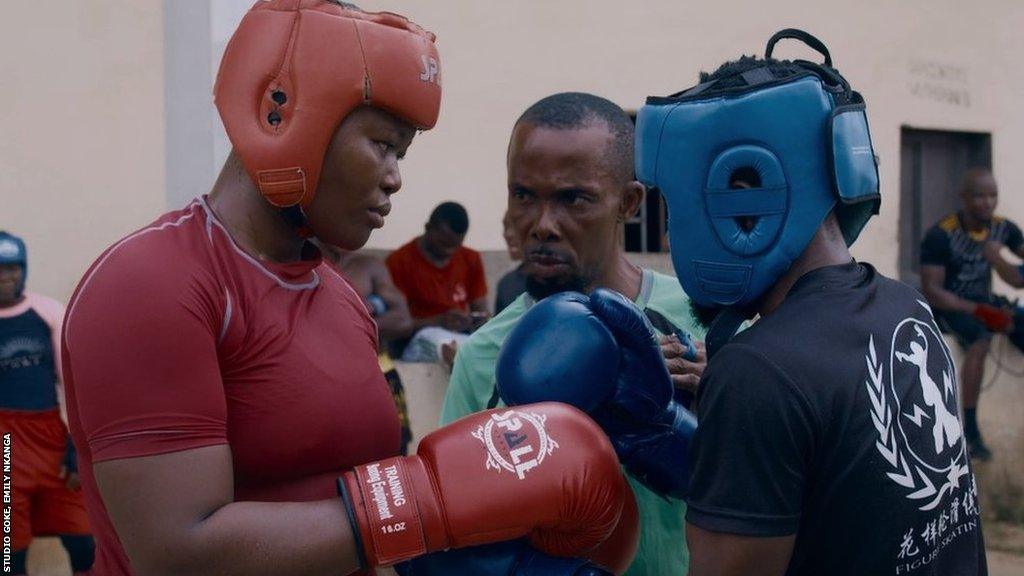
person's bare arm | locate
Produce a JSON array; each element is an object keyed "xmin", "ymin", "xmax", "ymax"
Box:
[
  {"xmin": 469, "ymin": 297, "xmax": 491, "ymax": 329},
  {"xmin": 469, "ymin": 297, "xmax": 489, "ymax": 314},
  {"xmin": 920, "ymin": 265, "xmax": 975, "ymax": 313},
  {"xmin": 984, "ymin": 241, "xmax": 1024, "ymax": 288},
  {"xmin": 687, "ymin": 523, "xmax": 795, "ymax": 576},
  {"xmin": 94, "ymin": 445, "xmax": 361, "ymax": 576},
  {"xmin": 411, "ymin": 309, "xmax": 471, "ymax": 332},
  {"xmin": 368, "ymin": 258, "xmax": 414, "ymax": 340}
]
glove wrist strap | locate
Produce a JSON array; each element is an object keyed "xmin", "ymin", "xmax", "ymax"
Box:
[{"xmin": 342, "ymin": 457, "xmax": 436, "ymax": 566}]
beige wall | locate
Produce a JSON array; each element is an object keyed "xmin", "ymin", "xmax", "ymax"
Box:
[
  {"xmin": 365, "ymin": 0, "xmax": 1024, "ymax": 281},
  {"xmin": 4, "ymin": 0, "xmax": 1024, "ymax": 301},
  {"xmin": 2, "ymin": 0, "xmax": 166, "ymax": 302}
]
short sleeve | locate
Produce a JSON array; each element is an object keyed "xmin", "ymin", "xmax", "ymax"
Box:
[
  {"xmin": 466, "ymin": 250, "xmax": 488, "ymax": 303},
  {"xmin": 1004, "ymin": 220, "xmax": 1024, "ymax": 253},
  {"xmin": 440, "ymin": 337, "xmax": 498, "ymax": 425},
  {"xmin": 28, "ymin": 294, "xmax": 66, "ymax": 382},
  {"xmin": 920, "ymin": 226, "xmax": 951, "ymax": 267},
  {"xmin": 686, "ymin": 343, "xmax": 818, "ymax": 537},
  {"xmin": 63, "ymin": 246, "xmax": 228, "ymax": 463}
]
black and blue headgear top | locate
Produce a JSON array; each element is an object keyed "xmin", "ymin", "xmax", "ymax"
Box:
[{"xmin": 636, "ymin": 29, "xmax": 881, "ymax": 312}]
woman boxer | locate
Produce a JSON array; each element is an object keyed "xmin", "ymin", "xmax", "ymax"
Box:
[{"xmin": 60, "ymin": 2, "xmax": 634, "ymax": 575}]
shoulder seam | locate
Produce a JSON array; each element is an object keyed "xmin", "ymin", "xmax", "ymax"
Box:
[{"xmin": 65, "ymin": 210, "xmax": 199, "ymax": 350}]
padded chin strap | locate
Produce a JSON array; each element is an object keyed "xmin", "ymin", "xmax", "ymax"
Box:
[
  {"xmin": 705, "ymin": 307, "xmax": 751, "ymax": 361},
  {"xmin": 279, "ymin": 204, "xmax": 313, "ymax": 238}
]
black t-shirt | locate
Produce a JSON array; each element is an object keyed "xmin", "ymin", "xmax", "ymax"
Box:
[
  {"xmin": 920, "ymin": 212, "xmax": 1023, "ymax": 303},
  {"xmin": 688, "ymin": 262, "xmax": 986, "ymax": 576}
]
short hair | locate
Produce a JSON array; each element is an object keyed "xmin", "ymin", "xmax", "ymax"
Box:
[
  {"xmin": 699, "ymin": 55, "xmax": 800, "ymax": 86},
  {"xmin": 961, "ymin": 167, "xmax": 996, "ymax": 194},
  {"xmin": 428, "ymin": 201, "xmax": 469, "ymax": 235},
  {"xmin": 515, "ymin": 92, "xmax": 634, "ymax": 182},
  {"xmin": 698, "ymin": 54, "xmax": 859, "ymax": 98}
]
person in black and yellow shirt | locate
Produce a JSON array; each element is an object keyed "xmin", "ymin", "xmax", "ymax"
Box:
[{"xmin": 920, "ymin": 168, "xmax": 1024, "ymax": 460}]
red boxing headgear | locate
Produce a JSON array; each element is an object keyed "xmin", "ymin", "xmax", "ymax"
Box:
[{"xmin": 215, "ymin": 0, "xmax": 442, "ymax": 208}]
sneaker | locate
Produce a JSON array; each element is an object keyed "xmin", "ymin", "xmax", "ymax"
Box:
[{"xmin": 966, "ymin": 436, "xmax": 992, "ymax": 461}]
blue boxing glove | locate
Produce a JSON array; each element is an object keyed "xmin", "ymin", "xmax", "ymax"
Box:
[
  {"xmin": 396, "ymin": 540, "xmax": 613, "ymax": 576},
  {"xmin": 497, "ymin": 290, "xmax": 696, "ymax": 499},
  {"xmin": 497, "ymin": 292, "xmax": 621, "ymax": 414},
  {"xmin": 587, "ymin": 288, "xmax": 696, "ymax": 499}
]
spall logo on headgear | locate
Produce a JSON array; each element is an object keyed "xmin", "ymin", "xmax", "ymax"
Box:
[
  {"xmin": 473, "ymin": 409, "xmax": 558, "ymax": 480},
  {"xmin": 419, "ymin": 55, "xmax": 440, "ymax": 84}
]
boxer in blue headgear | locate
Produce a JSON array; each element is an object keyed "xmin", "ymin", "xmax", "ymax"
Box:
[
  {"xmin": 0, "ymin": 231, "xmax": 95, "ymax": 574},
  {"xmin": 0, "ymin": 231, "xmax": 28, "ymax": 301},
  {"xmin": 637, "ymin": 29, "xmax": 879, "ymax": 347},
  {"xmin": 635, "ymin": 30, "xmax": 986, "ymax": 576}
]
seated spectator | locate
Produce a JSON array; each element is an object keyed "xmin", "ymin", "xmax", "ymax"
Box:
[
  {"xmin": 920, "ymin": 167, "xmax": 1024, "ymax": 460},
  {"xmin": 318, "ymin": 242, "xmax": 414, "ymax": 454},
  {"xmin": 494, "ymin": 211, "xmax": 527, "ymax": 314},
  {"xmin": 386, "ymin": 202, "xmax": 489, "ymax": 361},
  {"xmin": 319, "ymin": 242, "xmax": 413, "ymax": 341}
]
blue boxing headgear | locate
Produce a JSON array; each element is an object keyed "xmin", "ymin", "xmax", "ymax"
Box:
[
  {"xmin": 636, "ymin": 29, "xmax": 880, "ymax": 308},
  {"xmin": 0, "ymin": 231, "xmax": 28, "ymax": 298}
]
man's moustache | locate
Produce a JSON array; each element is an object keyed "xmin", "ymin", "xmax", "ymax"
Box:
[{"xmin": 526, "ymin": 247, "xmax": 572, "ymax": 262}]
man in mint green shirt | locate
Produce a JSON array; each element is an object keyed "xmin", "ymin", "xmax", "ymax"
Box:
[{"xmin": 441, "ymin": 92, "xmax": 706, "ymax": 576}]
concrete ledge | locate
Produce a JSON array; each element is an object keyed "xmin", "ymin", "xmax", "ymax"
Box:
[{"xmin": 394, "ymin": 361, "xmax": 451, "ymax": 452}]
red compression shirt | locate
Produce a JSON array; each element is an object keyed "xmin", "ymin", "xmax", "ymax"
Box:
[{"xmin": 62, "ymin": 198, "xmax": 400, "ymax": 575}]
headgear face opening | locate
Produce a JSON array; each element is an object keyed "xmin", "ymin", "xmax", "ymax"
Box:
[
  {"xmin": 636, "ymin": 29, "xmax": 880, "ymax": 308},
  {"xmin": 0, "ymin": 231, "xmax": 28, "ymax": 299},
  {"xmin": 215, "ymin": 0, "xmax": 443, "ymax": 209}
]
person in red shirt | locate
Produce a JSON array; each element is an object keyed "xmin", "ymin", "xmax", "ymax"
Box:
[
  {"xmin": 386, "ymin": 202, "xmax": 489, "ymax": 334},
  {"xmin": 59, "ymin": 2, "xmax": 635, "ymax": 576}
]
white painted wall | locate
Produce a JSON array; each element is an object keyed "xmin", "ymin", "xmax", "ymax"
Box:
[
  {"xmin": 5, "ymin": 0, "xmax": 1024, "ymax": 300},
  {"xmin": 358, "ymin": 0, "xmax": 1024, "ymax": 281},
  {"xmin": 2, "ymin": 0, "xmax": 166, "ymax": 301}
]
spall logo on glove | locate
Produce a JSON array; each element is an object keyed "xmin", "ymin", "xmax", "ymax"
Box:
[{"xmin": 472, "ymin": 408, "xmax": 559, "ymax": 480}]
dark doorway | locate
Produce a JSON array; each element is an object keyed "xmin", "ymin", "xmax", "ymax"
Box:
[
  {"xmin": 899, "ymin": 128, "xmax": 992, "ymax": 286},
  {"xmin": 625, "ymin": 109, "xmax": 668, "ymax": 253},
  {"xmin": 624, "ymin": 187, "xmax": 668, "ymax": 253}
]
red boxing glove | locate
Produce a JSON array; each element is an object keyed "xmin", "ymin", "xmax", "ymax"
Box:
[
  {"xmin": 590, "ymin": 482, "xmax": 640, "ymax": 575},
  {"xmin": 340, "ymin": 402, "xmax": 628, "ymax": 568},
  {"xmin": 973, "ymin": 303, "xmax": 1013, "ymax": 333}
]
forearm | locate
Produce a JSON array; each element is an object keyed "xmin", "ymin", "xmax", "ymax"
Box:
[
  {"xmin": 411, "ymin": 314, "xmax": 441, "ymax": 332},
  {"xmin": 376, "ymin": 310, "xmax": 414, "ymax": 341},
  {"xmin": 469, "ymin": 298, "xmax": 489, "ymax": 314},
  {"xmin": 989, "ymin": 256, "xmax": 1024, "ymax": 288},
  {"xmin": 922, "ymin": 286, "xmax": 975, "ymax": 313},
  {"xmin": 143, "ymin": 499, "xmax": 360, "ymax": 576},
  {"xmin": 687, "ymin": 524, "xmax": 794, "ymax": 576}
]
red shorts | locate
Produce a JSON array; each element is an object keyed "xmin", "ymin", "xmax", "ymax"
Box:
[{"xmin": 1, "ymin": 409, "xmax": 90, "ymax": 550}]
